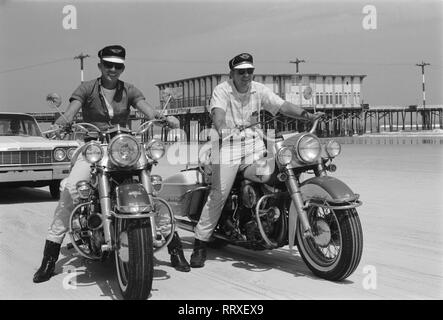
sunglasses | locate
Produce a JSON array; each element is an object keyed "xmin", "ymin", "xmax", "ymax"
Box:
[
  {"xmin": 235, "ymin": 68, "xmax": 255, "ymax": 75},
  {"xmin": 102, "ymin": 60, "xmax": 124, "ymax": 70}
]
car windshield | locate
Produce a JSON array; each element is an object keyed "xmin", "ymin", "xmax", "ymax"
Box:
[{"xmin": 0, "ymin": 114, "xmax": 42, "ymax": 137}]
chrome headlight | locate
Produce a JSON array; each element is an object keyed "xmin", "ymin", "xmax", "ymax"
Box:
[
  {"xmin": 53, "ymin": 148, "xmax": 67, "ymax": 161},
  {"xmin": 296, "ymin": 134, "xmax": 321, "ymax": 163},
  {"xmin": 276, "ymin": 147, "xmax": 293, "ymax": 165},
  {"xmin": 150, "ymin": 175, "xmax": 163, "ymax": 195},
  {"xmin": 67, "ymin": 147, "xmax": 77, "ymax": 160},
  {"xmin": 76, "ymin": 180, "xmax": 92, "ymax": 199},
  {"xmin": 325, "ymin": 140, "xmax": 341, "ymax": 158},
  {"xmin": 108, "ymin": 134, "xmax": 141, "ymax": 167},
  {"xmin": 83, "ymin": 141, "xmax": 103, "ymax": 164},
  {"xmin": 144, "ymin": 139, "xmax": 165, "ymax": 161}
]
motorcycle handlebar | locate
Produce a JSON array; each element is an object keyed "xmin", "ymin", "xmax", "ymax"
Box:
[
  {"xmin": 136, "ymin": 118, "xmax": 169, "ymax": 136},
  {"xmin": 309, "ymin": 118, "xmax": 321, "ymax": 134},
  {"xmin": 220, "ymin": 112, "xmax": 324, "ymax": 142}
]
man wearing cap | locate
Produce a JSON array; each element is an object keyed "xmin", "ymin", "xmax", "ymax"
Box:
[
  {"xmin": 189, "ymin": 53, "xmax": 323, "ymax": 268},
  {"xmin": 33, "ymin": 45, "xmax": 191, "ymax": 284}
]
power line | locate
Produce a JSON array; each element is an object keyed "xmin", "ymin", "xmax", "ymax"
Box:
[
  {"xmin": 1, "ymin": 56, "xmax": 441, "ymax": 75},
  {"xmin": 0, "ymin": 57, "xmax": 73, "ymax": 74}
]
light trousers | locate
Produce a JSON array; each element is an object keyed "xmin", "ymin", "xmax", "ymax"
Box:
[
  {"xmin": 194, "ymin": 135, "xmax": 268, "ymax": 241},
  {"xmin": 46, "ymin": 154, "xmax": 91, "ymax": 244}
]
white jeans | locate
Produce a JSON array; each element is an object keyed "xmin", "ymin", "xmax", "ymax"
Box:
[
  {"xmin": 46, "ymin": 154, "xmax": 91, "ymax": 244},
  {"xmin": 194, "ymin": 135, "xmax": 268, "ymax": 241}
]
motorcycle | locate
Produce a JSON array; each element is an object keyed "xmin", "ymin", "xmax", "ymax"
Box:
[
  {"xmin": 158, "ymin": 118, "xmax": 363, "ymax": 281},
  {"xmin": 48, "ymin": 120, "xmax": 176, "ymax": 299}
]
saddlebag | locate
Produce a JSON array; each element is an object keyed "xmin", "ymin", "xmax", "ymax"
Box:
[{"xmin": 158, "ymin": 168, "xmax": 209, "ymax": 217}]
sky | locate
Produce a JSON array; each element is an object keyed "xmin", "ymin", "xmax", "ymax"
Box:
[{"xmin": 0, "ymin": 0, "xmax": 442, "ymax": 113}]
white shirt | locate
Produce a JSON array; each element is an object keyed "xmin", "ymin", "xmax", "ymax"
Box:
[
  {"xmin": 101, "ymin": 87, "xmax": 116, "ymax": 119},
  {"xmin": 208, "ymin": 80, "xmax": 285, "ymax": 163},
  {"xmin": 209, "ymin": 79, "xmax": 284, "ymax": 129}
]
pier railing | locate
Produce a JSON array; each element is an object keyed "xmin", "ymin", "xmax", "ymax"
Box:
[{"xmin": 29, "ymin": 105, "xmax": 443, "ymax": 142}]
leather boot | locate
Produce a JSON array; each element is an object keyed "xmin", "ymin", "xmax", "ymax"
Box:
[
  {"xmin": 190, "ymin": 239, "xmax": 207, "ymax": 268},
  {"xmin": 33, "ymin": 240, "xmax": 61, "ymax": 283},
  {"xmin": 167, "ymin": 232, "xmax": 190, "ymax": 272}
]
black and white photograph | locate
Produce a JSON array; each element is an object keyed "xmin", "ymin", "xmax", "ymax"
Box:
[{"xmin": 0, "ymin": 0, "xmax": 442, "ymax": 305}]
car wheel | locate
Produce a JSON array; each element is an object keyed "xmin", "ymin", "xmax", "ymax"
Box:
[{"xmin": 49, "ymin": 181, "xmax": 61, "ymax": 200}]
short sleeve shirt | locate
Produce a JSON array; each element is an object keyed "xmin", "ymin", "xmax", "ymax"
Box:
[
  {"xmin": 69, "ymin": 78, "xmax": 145, "ymax": 130},
  {"xmin": 208, "ymin": 80, "xmax": 285, "ymax": 162},
  {"xmin": 208, "ymin": 79, "xmax": 284, "ymax": 129}
]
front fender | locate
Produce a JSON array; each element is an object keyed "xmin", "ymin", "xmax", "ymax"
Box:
[
  {"xmin": 300, "ymin": 176, "xmax": 360, "ymax": 204},
  {"xmin": 116, "ymin": 183, "xmax": 153, "ymax": 213},
  {"xmin": 288, "ymin": 176, "xmax": 361, "ymax": 250}
]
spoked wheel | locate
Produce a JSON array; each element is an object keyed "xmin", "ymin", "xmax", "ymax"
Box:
[
  {"xmin": 115, "ymin": 219, "xmax": 154, "ymax": 300},
  {"xmin": 296, "ymin": 206, "xmax": 363, "ymax": 281},
  {"xmin": 68, "ymin": 205, "xmax": 103, "ymax": 260}
]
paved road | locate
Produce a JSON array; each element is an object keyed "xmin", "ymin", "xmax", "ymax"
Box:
[{"xmin": 0, "ymin": 143, "xmax": 442, "ymax": 300}]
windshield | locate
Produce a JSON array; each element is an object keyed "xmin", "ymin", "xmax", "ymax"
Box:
[{"xmin": 0, "ymin": 114, "xmax": 42, "ymax": 137}]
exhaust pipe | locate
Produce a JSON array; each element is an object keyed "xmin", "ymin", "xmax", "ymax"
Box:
[{"xmin": 175, "ymin": 219, "xmax": 196, "ymax": 233}]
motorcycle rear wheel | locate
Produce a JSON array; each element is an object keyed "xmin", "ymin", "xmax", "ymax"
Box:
[
  {"xmin": 296, "ymin": 206, "xmax": 363, "ymax": 281},
  {"xmin": 115, "ymin": 219, "xmax": 154, "ymax": 300}
]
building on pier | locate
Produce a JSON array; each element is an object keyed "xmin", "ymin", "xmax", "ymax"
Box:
[{"xmin": 155, "ymin": 73, "xmax": 366, "ymax": 141}]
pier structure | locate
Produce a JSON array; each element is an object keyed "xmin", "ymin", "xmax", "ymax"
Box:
[
  {"xmin": 28, "ymin": 105, "xmax": 443, "ymax": 141},
  {"xmin": 28, "ymin": 70, "xmax": 442, "ymax": 140}
]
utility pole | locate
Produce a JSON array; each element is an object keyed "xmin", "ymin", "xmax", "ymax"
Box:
[
  {"xmin": 74, "ymin": 53, "xmax": 90, "ymax": 82},
  {"xmin": 416, "ymin": 61, "xmax": 430, "ymax": 129},
  {"xmin": 289, "ymin": 58, "xmax": 306, "ymax": 74}
]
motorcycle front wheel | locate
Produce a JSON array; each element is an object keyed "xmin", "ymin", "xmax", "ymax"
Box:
[
  {"xmin": 296, "ymin": 206, "xmax": 363, "ymax": 281},
  {"xmin": 114, "ymin": 219, "xmax": 154, "ymax": 300}
]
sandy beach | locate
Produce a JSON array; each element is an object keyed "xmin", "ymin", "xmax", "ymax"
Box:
[{"xmin": 0, "ymin": 141, "xmax": 442, "ymax": 300}]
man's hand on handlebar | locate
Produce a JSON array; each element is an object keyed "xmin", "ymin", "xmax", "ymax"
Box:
[
  {"xmin": 50, "ymin": 123, "xmax": 72, "ymax": 133},
  {"xmin": 46, "ymin": 93, "xmax": 62, "ymax": 108},
  {"xmin": 308, "ymin": 111, "xmax": 325, "ymax": 123},
  {"xmin": 165, "ymin": 116, "xmax": 180, "ymax": 129}
]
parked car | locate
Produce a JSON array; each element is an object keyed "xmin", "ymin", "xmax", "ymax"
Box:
[{"xmin": 0, "ymin": 112, "xmax": 80, "ymax": 199}]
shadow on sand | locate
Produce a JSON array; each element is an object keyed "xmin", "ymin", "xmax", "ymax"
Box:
[
  {"xmin": 0, "ymin": 187, "xmax": 55, "ymax": 204},
  {"xmin": 54, "ymin": 246, "xmax": 175, "ymax": 300},
  {"xmin": 49, "ymin": 232, "xmax": 353, "ymax": 300},
  {"xmin": 179, "ymin": 235, "xmax": 354, "ymax": 285}
]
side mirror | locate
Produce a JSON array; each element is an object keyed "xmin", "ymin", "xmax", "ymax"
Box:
[
  {"xmin": 161, "ymin": 87, "xmax": 183, "ymax": 101},
  {"xmin": 46, "ymin": 93, "xmax": 70, "ymax": 124},
  {"xmin": 160, "ymin": 87, "xmax": 184, "ymax": 115},
  {"xmin": 46, "ymin": 93, "xmax": 62, "ymax": 109}
]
